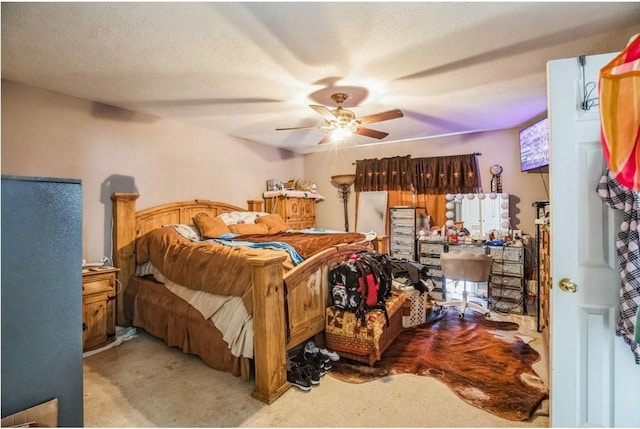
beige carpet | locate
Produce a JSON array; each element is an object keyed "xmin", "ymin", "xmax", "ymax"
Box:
[{"xmin": 83, "ymin": 314, "xmax": 549, "ymax": 427}]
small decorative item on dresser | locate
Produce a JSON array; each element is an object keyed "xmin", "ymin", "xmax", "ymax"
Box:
[{"xmin": 266, "ymin": 179, "xmax": 283, "ymax": 192}]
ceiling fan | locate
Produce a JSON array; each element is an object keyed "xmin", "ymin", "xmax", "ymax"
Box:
[{"xmin": 276, "ymin": 93, "xmax": 404, "ymax": 145}]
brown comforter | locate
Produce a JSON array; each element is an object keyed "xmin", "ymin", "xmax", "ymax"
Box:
[
  {"xmin": 227, "ymin": 231, "xmax": 367, "ymax": 259},
  {"xmin": 135, "ymin": 227, "xmax": 366, "ymax": 314}
]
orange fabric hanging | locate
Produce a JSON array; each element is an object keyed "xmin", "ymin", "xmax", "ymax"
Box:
[{"xmin": 600, "ymin": 34, "xmax": 640, "ymax": 191}]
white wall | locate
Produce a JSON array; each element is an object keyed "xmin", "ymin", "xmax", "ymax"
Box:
[
  {"xmin": 1, "ymin": 80, "xmax": 304, "ymax": 262},
  {"xmin": 304, "ymin": 130, "xmax": 549, "ymax": 237},
  {"xmin": 2, "ymin": 80, "xmax": 549, "ymax": 263}
]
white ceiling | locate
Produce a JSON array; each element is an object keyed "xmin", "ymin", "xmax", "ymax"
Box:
[{"xmin": 2, "ymin": 2, "xmax": 639, "ymax": 154}]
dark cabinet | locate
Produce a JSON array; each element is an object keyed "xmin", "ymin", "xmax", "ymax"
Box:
[{"xmin": 1, "ymin": 175, "xmax": 83, "ymax": 427}]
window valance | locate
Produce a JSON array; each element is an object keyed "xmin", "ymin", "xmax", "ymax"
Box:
[
  {"xmin": 354, "ymin": 153, "xmax": 480, "ymax": 195},
  {"xmin": 354, "ymin": 156, "xmax": 413, "ymax": 192},
  {"xmin": 412, "ymin": 154, "xmax": 481, "ymax": 195}
]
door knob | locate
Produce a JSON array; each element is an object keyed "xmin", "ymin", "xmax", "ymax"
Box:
[{"xmin": 559, "ymin": 278, "xmax": 578, "ymax": 293}]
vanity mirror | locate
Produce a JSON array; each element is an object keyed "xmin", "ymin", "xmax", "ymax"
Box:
[{"xmin": 445, "ymin": 193, "xmax": 510, "ymax": 238}]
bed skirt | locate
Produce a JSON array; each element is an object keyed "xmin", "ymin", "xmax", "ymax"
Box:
[{"xmin": 123, "ymin": 276, "xmax": 250, "ymax": 379}]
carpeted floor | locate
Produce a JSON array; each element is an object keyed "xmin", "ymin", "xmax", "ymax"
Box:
[{"xmin": 83, "ymin": 311, "xmax": 549, "ymax": 427}]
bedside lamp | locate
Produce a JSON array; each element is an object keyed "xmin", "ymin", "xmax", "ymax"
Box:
[{"xmin": 331, "ymin": 174, "xmax": 356, "ymax": 232}]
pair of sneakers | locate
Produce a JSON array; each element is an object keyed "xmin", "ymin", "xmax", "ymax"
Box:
[
  {"xmin": 286, "ymin": 352, "xmax": 323, "ymax": 391},
  {"xmin": 286, "ymin": 342, "xmax": 341, "ymax": 391},
  {"xmin": 296, "ymin": 341, "xmax": 339, "ymax": 376},
  {"xmin": 286, "ymin": 358, "xmax": 314, "ymax": 391}
]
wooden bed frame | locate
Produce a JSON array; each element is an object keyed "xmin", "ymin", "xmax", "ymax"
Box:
[{"xmin": 111, "ymin": 192, "xmax": 370, "ymax": 404}]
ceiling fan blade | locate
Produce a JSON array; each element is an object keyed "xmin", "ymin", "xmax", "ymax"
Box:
[
  {"xmin": 310, "ymin": 105, "xmax": 338, "ymax": 121},
  {"xmin": 357, "ymin": 109, "xmax": 404, "ymax": 125},
  {"xmin": 355, "ymin": 127, "xmax": 389, "ymax": 139},
  {"xmin": 317, "ymin": 135, "xmax": 333, "ymax": 145},
  {"xmin": 275, "ymin": 126, "xmax": 320, "ymax": 131}
]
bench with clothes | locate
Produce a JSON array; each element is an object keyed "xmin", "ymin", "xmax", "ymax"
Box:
[
  {"xmin": 386, "ymin": 258, "xmax": 433, "ymax": 328},
  {"xmin": 324, "ymin": 291, "xmax": 407, "ymax": 366}
]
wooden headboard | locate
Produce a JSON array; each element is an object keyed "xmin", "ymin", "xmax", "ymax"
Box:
[{"xmin": 110, "ymin": 192, "xmax": 263, "ymax": 324}]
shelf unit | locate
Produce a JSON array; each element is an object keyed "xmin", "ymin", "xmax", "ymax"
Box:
[
  {"xmin": 539, "ymin": 227, "xmax": 551, "ymax": 338},
  {"xmin": 485, "ymin": 246, "xmax": 525, "ymax": 314},
  {"xmin": 417, "ymin": 241, "xmax": 447, "ymax": 301},
  {"xmin": 389, "ymin": 207, "xmax": 425, "ymax": 261},
  {"xmin": 534, "ymin": 200, "xmax": 551, "ymax": 336}
]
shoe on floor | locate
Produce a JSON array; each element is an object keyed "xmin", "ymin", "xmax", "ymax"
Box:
[
  {"xmin": 296, "ymin": 361, "xmax": 320, "ymax": 385},
  {"xmin": 319, "ymin": 347, "xmax": 340, "ymax": 361},
  {"xmin": 286, "ymin": 360, "xmax": 312, "ymax": 391},
  {"xmin": 303, "ymin": 340, "xmax": 340, "ymax": 362},
  {"xmin": 294, "ymin": 346, "xmax": 326, "ymax": 377}
]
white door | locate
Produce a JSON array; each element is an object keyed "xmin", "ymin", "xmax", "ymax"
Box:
[{"xmin": 548, "ymin": 53, "xmax": 640, "ymax": 427}]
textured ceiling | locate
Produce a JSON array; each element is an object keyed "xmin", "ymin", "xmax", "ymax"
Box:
[{"xmin": 2, "ymin": 2, "xmax": 639, "ymax": 154}]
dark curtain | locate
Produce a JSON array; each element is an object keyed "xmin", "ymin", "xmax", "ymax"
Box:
[
  {"xmin": 412, "ymin": 154, "xmax": 481, "ymax": 194},
  {"xmin": 354, "ymin": 156, "xmax": 413, "ymax": 192}
]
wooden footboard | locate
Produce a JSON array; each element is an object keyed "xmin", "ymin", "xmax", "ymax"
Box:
[
  {"xmin": 282, "ymin": 244, "xmax": 369, "ymax": 349},
  {"xmin": 111, "ymin": 193, "xmax": 369, "ymax": 404}
]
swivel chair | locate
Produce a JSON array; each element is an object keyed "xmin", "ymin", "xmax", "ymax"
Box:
[{"xmin": 438, "ymin": 251, "xmax": 493, "ymax": 318}]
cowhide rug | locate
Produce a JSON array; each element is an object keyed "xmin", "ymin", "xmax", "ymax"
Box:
[{"xmin": 328, "ymin": 308, "xmax": 548, "ymax": 421}]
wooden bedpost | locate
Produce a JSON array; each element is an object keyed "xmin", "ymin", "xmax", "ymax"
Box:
[
  {"xmin": 372, "ymin": 235, "xmax": 390, "ymax": 254},
  {"xmin": 111, "ymin": 192, "xmax": 139, "ymax": 326},
  {"xmin": 247, "ymin": 199, "xmax": 263, "ymax": 212},
  {"xmin": 247, "ymin": 254, "xmax": 290, "ymax": 404}
]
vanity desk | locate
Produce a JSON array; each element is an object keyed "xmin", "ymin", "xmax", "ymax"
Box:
[{"xmin": 418, "ymin": 240, "xmax": 526, "ymax": 314}]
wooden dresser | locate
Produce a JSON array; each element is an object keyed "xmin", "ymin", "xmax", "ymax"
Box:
[
  {"xmin": 264, "ymin": 195, "xmax": 316, "ymax": 229},
  {"xmin": 82, "ymin": 267, "xmax": 119, "ymax": 352},
  {"xmin": 538, "ymin": 226, "xmax": 551, "ymax": 342}
]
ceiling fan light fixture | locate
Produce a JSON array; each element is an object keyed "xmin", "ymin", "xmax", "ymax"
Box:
[
  {"xmin": 276, "ymin": 90, "xmax": 403, "ymax": 145},
  {"xmin": 330, "ymin": 127, "xmax": 353, "ymax": 141}
]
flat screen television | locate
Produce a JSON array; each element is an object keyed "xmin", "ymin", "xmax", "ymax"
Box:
[{"xmin": 519, "ymin": 117, "xmax": 549, "ymax": 172}]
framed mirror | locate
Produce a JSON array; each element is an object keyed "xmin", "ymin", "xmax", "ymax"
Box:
[
  {"xmin": 445, "ymin": 193, "xmax": 510, "ymax": 238},
  {"xmin": 356, "ymin": 191, "xmax": 388, "ymax": 235}
]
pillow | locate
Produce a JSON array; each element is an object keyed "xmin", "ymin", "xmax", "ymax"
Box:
[
  {"xmin": 170, "ymin": 224, "xmax": 202, "ymax": 241},
  {"xmin": 217, "ymin": 211, "xmax": 269, "ymax": 226},
  {"xmin": 193, "ymin": 212, "xmax": 231, "ymax": 239},
  {"xmin": 256, "ymin": 213, "xmax": 290, "ymax": 234},
  {"xmin": 229, "ymin": 223, "xmax": 269, "ymax": 235}
]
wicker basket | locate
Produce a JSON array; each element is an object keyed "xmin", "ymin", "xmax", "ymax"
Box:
[
  {"xmin": 325, "ymin": 292, "xmax": 407, "ymax": 366},
  {"xmin": 398, "ymin": 287, "xmax": 431, "ymax": 328}
]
